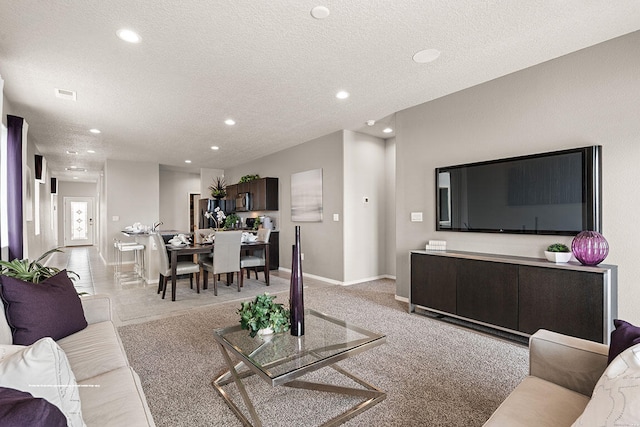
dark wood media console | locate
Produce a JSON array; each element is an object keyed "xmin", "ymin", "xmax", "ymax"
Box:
[{"xmin": 410, "ymin": 250, "xmax": 617, "ymax": 344}]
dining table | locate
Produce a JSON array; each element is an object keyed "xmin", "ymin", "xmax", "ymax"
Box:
[{"xmin": 165, "ymin": 241, "xmax": 270, "ymax": 301}]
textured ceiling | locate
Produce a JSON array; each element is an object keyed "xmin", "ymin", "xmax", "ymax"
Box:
[{"xmin": 1, "ymin": 1, "xmax": 639, "ymax": 182}]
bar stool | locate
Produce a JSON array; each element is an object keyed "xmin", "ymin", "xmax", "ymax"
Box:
[{"xmin": 114, "ymin": 240, "xmax": 145, "ymax": 282}]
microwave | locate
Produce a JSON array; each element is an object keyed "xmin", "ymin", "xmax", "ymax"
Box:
[{"xmin": 235, "ymin": 192, "xmax": 250, "ymax": 211}]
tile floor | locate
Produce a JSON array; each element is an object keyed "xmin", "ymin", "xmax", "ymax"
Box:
[{"xmin": 47, "ymin": 246, "xmax": 332, "ymax": 327}]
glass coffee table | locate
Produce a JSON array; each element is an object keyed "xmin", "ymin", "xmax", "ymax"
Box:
[{"xmin": 212, "ymin": 309, "xmax": 386, "ymax": 427}]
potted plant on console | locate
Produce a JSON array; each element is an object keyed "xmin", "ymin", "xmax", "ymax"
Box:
[
  {"xmin": 0, "ymin": 248, "xmax": 78, "ymax": 283},
  {"xmin": 238, "ymin": 293, "xmax": 290, "ymax": 338},
  {"xmin": 544, "ymin": 243, "xmax": 572, "ymax": 263}
]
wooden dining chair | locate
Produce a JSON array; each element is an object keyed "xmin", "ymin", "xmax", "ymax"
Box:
[
  {"xmin": 201, "ymin": 230, "xmax": 243, "ymax": 295},
  {"xmin": 152, "ymin": 233, "xmax": 201, "ymax": 299},
  {"xmin": 241, "ymin": 228, "xmax": 271, "ymax": 282}
]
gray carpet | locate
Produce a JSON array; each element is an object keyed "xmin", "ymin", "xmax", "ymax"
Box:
[{"xmin": 118, "ymin": 279, "xmax": 528, "ymax": 426}]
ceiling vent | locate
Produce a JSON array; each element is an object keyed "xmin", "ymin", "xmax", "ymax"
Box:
[
  {"xmin": 65, "ymin": 167, "xmax": 86, "ymax": 172},
  {"xmin": 55, "ymin": 88, "xmax": 77, "ymax": 101}
]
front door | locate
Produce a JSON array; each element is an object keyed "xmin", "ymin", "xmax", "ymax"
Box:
[{"xmin": 63, "ymin": 197, "xmax": 95, "ymax": 246}]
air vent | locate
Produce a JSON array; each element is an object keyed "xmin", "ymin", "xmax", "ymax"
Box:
[
  {"xmin": 65, "ymin": 167, "xmax": 86, "ymax": 172},
  {"xmin": 55, "ymin": 88, "xmax": 77, "ymax": 101}
]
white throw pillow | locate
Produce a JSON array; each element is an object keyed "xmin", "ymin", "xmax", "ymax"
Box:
[
  {"xmin": 572, "ymin": 343, "xmax": 640, "ymax": 426},
  {"xmin": 0, "ymin": 337, "xmax": 86, "ymax": 427}
]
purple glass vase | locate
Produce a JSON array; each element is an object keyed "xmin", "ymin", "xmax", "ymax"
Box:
[
  {"xmin": 571, "ymin": 230, "xmax": 609, "ymax": 266},
  {"xmin": 289, "ymin": 226, "xmax": 304, "ymax": 336}
]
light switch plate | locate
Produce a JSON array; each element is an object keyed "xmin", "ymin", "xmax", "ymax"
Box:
[
  {"xmin": 112, "ymin": 215, "xmax": 119, "ymax": 221},
  {"xmin": 411, "ymin": 212, "xmax": 423, "ymax": 222},
  {"xmin": 333, "ymin": 214, "xmax": 339, "ymax": 221}
]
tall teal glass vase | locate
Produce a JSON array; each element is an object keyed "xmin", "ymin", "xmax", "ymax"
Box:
[{"xmin": 289, "ymin": 226, "xmax": 304, "ymax": 336}]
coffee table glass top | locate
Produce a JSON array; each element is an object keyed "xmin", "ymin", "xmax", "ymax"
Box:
[{"xmin": 213, "ymin": 309, "xmax": 385, "ymax": 386}]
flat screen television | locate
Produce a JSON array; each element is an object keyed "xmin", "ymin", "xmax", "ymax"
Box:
[{"xmin": 436, "ymin": 146, "xmax": 601, "ymax": 235}]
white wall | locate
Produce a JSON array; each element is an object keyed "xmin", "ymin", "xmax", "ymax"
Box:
[
  {"xmin": 343, "ymin": 130, "xmax": 387, "ymax": 283},
  {"xmin": 395, "ymin": 31, "xmax": 640, "ymax": 324},
  {"xmin": 159, "ymin": 167, "xmax": 200, "ymax": 231}
]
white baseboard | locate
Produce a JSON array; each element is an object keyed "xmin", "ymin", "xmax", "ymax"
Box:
[
  {"xmin": 278, "ymin": 269, "xmax": 396, "ymax": 286},
  {"xmin": 394, "ymin": 295, "xmax": 409, "ymax": 303}
]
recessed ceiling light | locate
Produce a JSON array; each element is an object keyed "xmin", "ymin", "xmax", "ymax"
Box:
[
  {"xmin": 383, "ymin": 127, "xmax": 393, "ymax": 133},
  {"xmin": 336, "ymin": 91, "xmax": 349, "ymax": 99},
  {"xmin": 185, "ymin": 160, "xmax": 192, "ymax": 164},
  {"xmin": 211, "ymin": 146, "xmax": 220, "ymax": 150},
  {"xmin": 412, "ymin": 48, "xmax": 441, "ymax": 64},
  {"xmin": 366, "ymin": 120, "xmax": 376, "ymax": 126},
  {"xmin": 87, "ymin": 150, "xmax": 96, "ymax": 154},
  {"xmin": 89, "ymin": 128, "xmax": 101, "ymax": 134},
  {"xmin": 66, "ymin": 150, "xmax": 78, "ymax": 155},
  {"xmin": 310, "ymin": 6, "xmax": 330, "ymax": 19},
  {"xmin": 73, "ymin": 177, "xmax": 79, "ymax": 180},
  {"xmin": 117, "ymin": 29, "xmax": 141, "ymax": 43},
  {"xmin": 224, "ymin": 119, "xmax": 236, "ymax": 126}
]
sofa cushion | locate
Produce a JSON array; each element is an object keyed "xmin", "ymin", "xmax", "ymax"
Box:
[
  {"xmin": 0, "ymin": 386, "xmax": 67, "ymax": 427},
  {"xmin": 608, "ymin": 319, "xmax": 640, "ymax": 364},
  {"xmin": 78, "ymin": 366, "xmax": 156, "ymax": 427},
  {"xmin": 57, "ymin": 321, "xmax": 129, "ymax": 382},
  {"xmin": 0, "ymin": 270, "xmax": 87, "ymax": 345},
  {"xmin": 483, "ymin": 376, "xmax": 589, "ymax": 427},
  {"xmin": 572, "ymin": 343, "xmax": 640, "ymax": 426},
  {"xmin": 0, "ymin": 337, "xmax": 86, "ymax": 427}
]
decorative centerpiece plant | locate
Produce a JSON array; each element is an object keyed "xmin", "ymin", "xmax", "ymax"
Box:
[
  {"xmin": 238, "ymin": 293, "xmax": 290, "ymax": 337},
  {"xmin": 209, "ymin": 176, "xmax": 227, "ymax": 199},
  {"xmin": 0, "ymin": 248, "xmax": 78, "ymax": 283},
  {"xmin": 544, "ymin": 242, "xmax": 572, "ymax": 263},
  {"xmin": 204, "ymin": 207, "xmax": 226, "ymax": 229}
]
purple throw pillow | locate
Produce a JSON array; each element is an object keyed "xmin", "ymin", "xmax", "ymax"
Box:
[
  {"xmin": 608, "ymin": 319, "xmax": 640, "ymax": 364},
  {"xmin": 0, "ymin": 270, "xmax": 87, "ymax": 345},
  {"xmin": 0, "ymin": 387, "xmax": 67, "ymax": 427}
]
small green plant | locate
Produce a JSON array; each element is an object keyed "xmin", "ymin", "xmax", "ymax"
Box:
[
  {"xmin": 0, "ymin": 248, "xmax": 79, "ymax": 283},
  {"xmin": 238, "ymin": 293, "xmax": 290, "ymax": 338},
  {"xmin": 253, "ymin": 216, "xmax": 262, "ymax": 230},
  {"xmin": 239, "ymin": 174, "xmax": 260, "ymax": 183},
  {"xmin": 224, "ymin": 213, "xmax": 240, "ymax": 229},
  {"xmin": 208, "ymin": 176, "xmax": 226, "ymax": 199},
  {"xmin": 546, "ymin": 243, "xmax": 570, "ymax": 253}
]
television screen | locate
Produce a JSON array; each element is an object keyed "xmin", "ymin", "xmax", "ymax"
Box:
[{"xmin": 436, "ymin": 146, "xmax": 601, "ymax": 235}]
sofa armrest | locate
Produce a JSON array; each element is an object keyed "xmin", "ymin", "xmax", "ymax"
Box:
[
  {"xmin": 529, "ymin": 329, "xmax": 608, "ymax": 397},
  {"xmin": 80, "ymin": 294, "xmax": 113, "ymax": 324}
]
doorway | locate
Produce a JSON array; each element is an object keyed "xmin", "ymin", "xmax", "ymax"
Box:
[{"xmin": 63, "ymin": 197, "xmax": 95, "ymax": 246}]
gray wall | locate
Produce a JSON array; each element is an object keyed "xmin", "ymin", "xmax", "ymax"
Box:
[
  {"xmin": 226, "ymin": 131, "xmax": 345, "ymax": 282},
  {"xmin": 159, "ymin": 167, "xmax": 200, "ymax": 232},
  {"xmin": 385, "ymin": 137, "xmax": 396, "ymax": 277},
  {"xmin": 103, "ymin": 159, "xmax": 159, "ymax": 264},
  {"xmin": 395, "ymin": 31, "xmax": 640, "ymax": 323},
  {"xmin": 343, "ymin": 130, "xmax": 387, "ymax": 283}
]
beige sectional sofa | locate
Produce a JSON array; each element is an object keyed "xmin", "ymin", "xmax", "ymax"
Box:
[
  {"xmin": 0, "ymin": 295, "xmax": 155, "ymax": 426},
  {"xmin": 483, "ymin": 329, "xmax": 609, "ymax": 426}
]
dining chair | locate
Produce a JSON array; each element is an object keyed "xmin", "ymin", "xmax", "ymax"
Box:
[
  {"xmin": 151, "ymin": 233, "xmax": 201, "ymax": 299},
  {"xmin": 201, "ymin": 230, "xmax": 243, "ymax": 295},
  {"xmin": 241, "ymin": 228, "xmax": 271, "ymax": 283}
]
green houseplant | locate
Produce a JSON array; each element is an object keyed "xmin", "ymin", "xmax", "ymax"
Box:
[
  {"xmin": 238, "ymin": 293, "xmax": 290, "ymax": 338},
  {"xmin": 544, "ymin": 243, "xmax": 572, "ymax": 263},
  {"xmin": 239, "ymin": 174, "xmax": 260, "ymax": 183},
  {"xmin": 0, "ymin": 248, "xmax": 79, "ymax": 283},
  {"xmin": 224, "ymin": 213, "xmax": 240, "ymax": 229}
]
